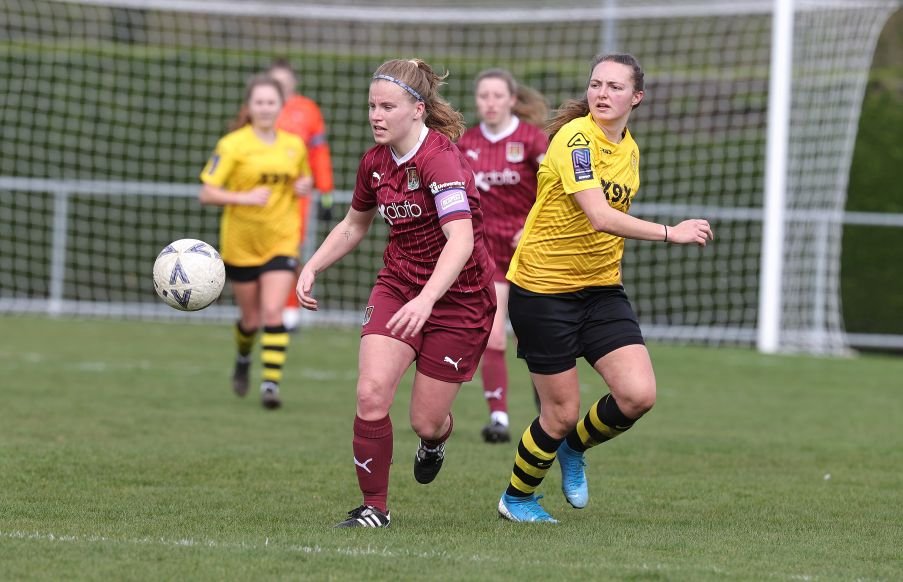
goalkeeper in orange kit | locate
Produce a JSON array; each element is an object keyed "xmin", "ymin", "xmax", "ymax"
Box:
[{"xmin": 268, "ymin": 58, "xmax": 336, "ymax": 331}]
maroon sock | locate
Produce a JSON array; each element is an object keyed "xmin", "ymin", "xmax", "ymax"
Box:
[
  {"xmin": 352, "ymin": 415, "xmax": 393, "ymax": 513},
  {"xmin": 421, "ymin": 413, "xmax": 453, "ymax": 449},
  {"xmin": 480, "ymin": 348, "xmax": 508, "ymax": 414}
]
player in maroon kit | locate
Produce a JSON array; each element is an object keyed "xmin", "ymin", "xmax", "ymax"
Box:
[
  {"xmin": 457, "ymin": 69, "xmax": 549, "ymax": 444},
  {"xmin": 296, "ymin": 58, "xmax": 496, "ymax": 528}
]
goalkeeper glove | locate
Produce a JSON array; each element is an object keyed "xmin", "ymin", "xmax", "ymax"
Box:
[{"xmin": 318, "ymin": 193, "xmax": 334, "ymax": 222}]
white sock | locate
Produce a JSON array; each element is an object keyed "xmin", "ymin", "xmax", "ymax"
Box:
[{"xmin": 490, "ymin": 411, "xmax": 509, "ymax": 427}]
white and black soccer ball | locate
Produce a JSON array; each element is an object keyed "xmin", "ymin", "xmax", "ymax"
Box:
[{"xmin": 153, "ymin": 238, "xmax": 225, "ymax": 311}]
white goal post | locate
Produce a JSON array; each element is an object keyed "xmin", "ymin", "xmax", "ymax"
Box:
[{"xmin": 0, "ymin": 0, "xmax": 899, "ymax": 355}]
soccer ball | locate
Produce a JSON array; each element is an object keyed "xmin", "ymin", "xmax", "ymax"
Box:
[{"xmin": 153, "ymin": 238, "xmax": 225, "ymax": 311}]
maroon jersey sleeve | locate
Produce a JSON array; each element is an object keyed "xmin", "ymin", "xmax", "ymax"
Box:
[{"xmin": 420, "ymin": 148, "xmax": 473, "ymax": 227}]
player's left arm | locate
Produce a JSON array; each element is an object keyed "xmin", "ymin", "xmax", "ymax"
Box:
[
  {"xmin": 574, "ymin": 188, "xmax": 713, "ymax": 245},
  {"xmin": 386, "ymin": 218, "xmax": 474, "ymax": 339},
  {"xmin": 297, "ymin": 206, "xmax": 377, "ymax": 310}
]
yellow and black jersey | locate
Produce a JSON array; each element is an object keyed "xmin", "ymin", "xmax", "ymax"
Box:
[
  {"xmin": 507, "ymin": 113, "xmax": 640, "ymax": 293},
  {"xmin": 200, "ymin": 125, "xmax": 311, "ymax": 266}
]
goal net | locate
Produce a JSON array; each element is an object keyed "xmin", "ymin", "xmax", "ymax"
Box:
[{"xmin": 0, "ymin": 0, "xmax": 897, "ymax": 354}]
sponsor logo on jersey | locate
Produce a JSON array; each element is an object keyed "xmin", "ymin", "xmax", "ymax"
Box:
[
  {"xmin": 505, "ymin": 142, "xmax": 524, "ymax": 163},
  {"xmin": 466, "ymin": 149, "xmax": 480, "ymax": 160},
  {"xmin": 428, "ymin": 180, "xmax": 466, "ymax": 194},
  {"xmin": 377, "ymin": 200, "xmax": 423, "ymax": 226},
  {"xmin": 372, "ymin": 171, "xmax": 382, "ymax": 184},
  {"xmin": 572, "ymin": 148, "xmax": 593, "ymax": 182},
  {"xmin": 600, "ymin": 178, "xmax": 633, "ymax": 209},
  {"xmin": 259, "ymin": 172, "xmax": 291, "ymax": 185},
  {"xmin": 406, "ymin": 167, "xmax": 420, "ymax": 191},
  {"xmin": 566, "ymin": 132, "xmax": 590, "ymax": 147},
  {"xmin": 473, "ymin": 169, "xmax": 521, "ymax": 192}
]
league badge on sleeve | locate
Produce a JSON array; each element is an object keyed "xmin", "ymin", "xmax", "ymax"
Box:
[
  {"xmin": 406, "ymin": 167, "xmax": 420, "ymax": 191},
  {"xmin": 572, "ymin": 148, "xmax": 593, "ymax": 182},
  {"xmin": 506, "ymin": 142, "xmax": 524, "ymax": 163},
  {"xmin": 206, "ymin": 153, "xmax": 220, "ymax": 175}
]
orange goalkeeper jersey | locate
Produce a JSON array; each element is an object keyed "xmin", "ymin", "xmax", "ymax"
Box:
[{"xmin": 276, "ymin": 94, "xmax": 334, "ymax": 194}]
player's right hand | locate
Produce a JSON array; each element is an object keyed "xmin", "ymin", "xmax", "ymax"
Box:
[
  {"xmin": 243, "ymin": 187, "xmax": 271, "ymax": 206},
  {"xmin": 296, "ymin": 267, "xmax": 318, "ymax": 311}
]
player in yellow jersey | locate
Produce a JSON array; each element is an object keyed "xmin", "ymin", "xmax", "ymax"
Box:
[
  {"xmin": 266, "ymin": 58, "xmax": 336, "ymax": 332},
  {"xmin": 200, "ymin": 74, "xmax": 312, "ymax": 410},
  {"xmin": 497, "ymin": 54, "xmax": 714, "ymax": 522}
]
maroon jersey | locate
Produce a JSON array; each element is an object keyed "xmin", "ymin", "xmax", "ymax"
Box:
[
  {"xmin": 457, "ymin": 116, "xmax": 548, "ymax": 268},
  {"xmin": 352, "ymin": 127, "xmax": 493, "ymax": 293}
]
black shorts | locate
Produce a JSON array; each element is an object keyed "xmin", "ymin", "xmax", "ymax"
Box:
[
  {"xmin": 225, "ymin": 255, "xmax": 299, "ymax": 283},
  {"xmin": 509, "ymin": 283, "xmax": 645, "ymax": 375}
]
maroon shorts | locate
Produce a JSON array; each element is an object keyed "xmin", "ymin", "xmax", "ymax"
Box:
[{"xmin": 361, "ymin": 273, "xmax": 496, "ymax": 383}]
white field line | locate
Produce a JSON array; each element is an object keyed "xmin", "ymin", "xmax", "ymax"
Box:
[
  {"xmin": 0, "ymin": 529, "xmax": 497, "ymax": 562},
  {"xmin": 0, "ymin": 529, "xmax": 824, "ymax": 579},
  {"xmin": 0, "ymin": 350, "xmax": 356, "ymax": 380}
]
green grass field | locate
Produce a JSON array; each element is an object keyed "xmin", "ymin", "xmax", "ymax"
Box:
[{"xmin": 0, "ymin": 316, "xmax": 900, "ymax": 580}]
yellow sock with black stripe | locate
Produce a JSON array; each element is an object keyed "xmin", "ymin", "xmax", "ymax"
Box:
[
  {"xmin": 234, "ymin": 322, "xmax": 257, "ymax": 358},
  {"xmin": 565, "ymin": 393, "xmax": 636, "ymax": 453},
  {"xmin": 505, "ymin": 418, "xmax": 564, "ymax": 498},
  {"xmin": 261, "ymin": 324, "xmax": 290, "ymax": 385}
]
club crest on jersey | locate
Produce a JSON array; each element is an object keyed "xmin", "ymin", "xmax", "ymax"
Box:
[
  {"xmin": 566, "ymin": 132, "xmax": 590, "ymax": 148},
  {"xmin": 505, "ymin": 142, "xmax": 524, "ymax": 163},
  {"xmin": 406, "ymin": 167, "xmax": 420, "ymax": 191}
]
